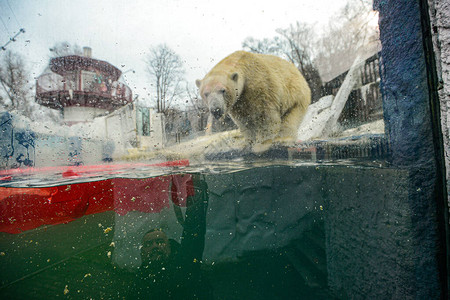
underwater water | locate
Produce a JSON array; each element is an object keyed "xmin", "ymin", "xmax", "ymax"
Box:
[{"xmin": 0, "ymin": 161, "xmax": 418, "ymax": 299}]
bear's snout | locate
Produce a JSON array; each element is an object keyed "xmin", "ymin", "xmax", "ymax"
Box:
[{"xmin": 211, "ymin": 107, "xmax": 224, "ymax": 119}]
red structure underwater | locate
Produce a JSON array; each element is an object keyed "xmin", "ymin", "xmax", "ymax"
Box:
[{"xmin": 0, "ymin": 160, "xmax": 192, "ymax": 234}]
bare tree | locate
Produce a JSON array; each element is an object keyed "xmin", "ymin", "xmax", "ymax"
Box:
[
  {"xmin": 315, "ymin": 0, "xmax": 379, "ymax": 82},
  {"xmin": 276, "ymin": 22, "xmax": 323, "ymax": 102},
  {"xmin": 145, "ymin": 44, "xmax": 185, "ymax": 114},
  {"xmin": 275, "ymin": 22, "xmax": 316, "ymax": 73},
  {"xmin": 0, "ymin": 50, "xmax": 61, "ymax": 123},
  {"xmin": 0, "ymin": 50, "xmax": 31, "ymax": 113},
  {"xmin": 185, "ymin": 83, "xmax": 206, "ymax": 114},
  {"xmin": 185, "ymin": 82, "xmax": 209, "ymax": 132},
  {"xmin": 242, "ymin": 0, "xmax": 378, "ymax": 98},
  {"xmin": 242, "ymin": 36, "xmax": 286, "ymax": 57},
  {"xmin": 49, "ymin": 41, "xmax": 83, "ymax": 57}
]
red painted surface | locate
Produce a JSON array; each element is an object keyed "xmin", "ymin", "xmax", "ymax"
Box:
[
  {"xmin": 0, "ymin": 160, "xmax": 190, "ymax": 177},
  {"xmin": 0, "ymin": 161, "xmax": 193, "ymax": 234}
]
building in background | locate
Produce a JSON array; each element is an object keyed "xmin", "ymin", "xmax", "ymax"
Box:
[
  {"xmin": 35, "ymin": 47, "xmax": 132, "ymax": 125},
  {"xmin": 0, "ymin": 49, "xmax": 167, "ymax": 168}
]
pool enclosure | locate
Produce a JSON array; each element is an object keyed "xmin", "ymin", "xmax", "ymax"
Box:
[{"xmin": 0, "ymin": 0, "xmax": 448, "ymax": 299}]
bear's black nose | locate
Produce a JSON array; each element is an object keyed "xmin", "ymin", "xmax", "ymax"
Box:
[{"xmin": 211, "ymin": 107, "xmax": 223, "ymax": 119}]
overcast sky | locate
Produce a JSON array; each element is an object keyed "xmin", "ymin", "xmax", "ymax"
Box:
[{"xmin": 0, "ymin": 0, "xmax": 352, "ymax": 106}]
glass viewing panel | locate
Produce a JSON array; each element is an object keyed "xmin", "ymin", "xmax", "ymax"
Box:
[
  {"xmin": 0, "ymin": 1, "xmax": 427, "ymax": 299},
  {"xmin": 0, "ymin": 0, "xmax": 383, "ymax": 168}
]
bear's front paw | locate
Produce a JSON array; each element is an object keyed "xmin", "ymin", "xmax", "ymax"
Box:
[
  {"xmin": 273, "ymin": 136, "xmax": 296, "ymax": 147},
  {"xmin": 251, "ymin": 141, "xmax": 273, "ymax": 154}
]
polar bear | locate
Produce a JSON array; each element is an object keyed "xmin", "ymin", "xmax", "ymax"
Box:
[{"xmin": 196, "ymin": 51, "xmax": 311, "ymax": 152}]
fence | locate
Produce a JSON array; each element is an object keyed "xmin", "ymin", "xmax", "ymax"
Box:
[{"xmin": 321, "ymin": 53, "xmax": 382, "ymax": 128}]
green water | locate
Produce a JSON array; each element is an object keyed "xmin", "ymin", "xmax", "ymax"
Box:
[{"xmin": 0, "ymin": 164, "xmax": 413, "ymax": 299}]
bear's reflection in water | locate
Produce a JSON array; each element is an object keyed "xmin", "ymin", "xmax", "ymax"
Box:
[{"xmin": 115, "ymin": 174, "xmax": 331, "ymax": 300}]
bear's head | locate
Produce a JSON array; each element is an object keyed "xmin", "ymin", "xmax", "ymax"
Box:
[{"xmin": 196, "ymin": 72, "xmax": 243, "ymax": 120}]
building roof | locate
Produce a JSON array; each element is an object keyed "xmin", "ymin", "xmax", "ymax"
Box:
[{"xmin": 50, "ymin": 55, "xmax": 122, "ymax": 81}]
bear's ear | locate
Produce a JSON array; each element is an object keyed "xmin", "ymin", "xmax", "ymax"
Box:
[
  {"xmin": 195, "ymin": 79, "xmax": 202, "ymax": 88},
  {"xmin": 231, "ymin": 72, "xmax": 239, "ymax": 82}
]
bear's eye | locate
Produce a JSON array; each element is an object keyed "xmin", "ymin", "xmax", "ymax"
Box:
[
  {"xmin": 219, "ymin": 89, "xmax": 226, "ymax": 94},
  {"xmin": 204, "ymin": 92, "xmax": 210, "ymax": 98}
]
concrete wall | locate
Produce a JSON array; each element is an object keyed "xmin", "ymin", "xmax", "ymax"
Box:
[
  {"xmin": 63, "ymin": 107, "xmax": 108, "ymax": 123},
  {"xmin": 0, "ymin": 104, "xmax": 137, "ymax": 168},
  {"xmin": 428, "ymin": 0, "xmax": 450, "ymax": 184},
  {"xmin": 104, "ymin": 104, "xmax": 136, "ymax": 152},
  {"xmin": 137, "ymin": 108, "xmax": 166, "ymax": 149},
  {"xmin": 0, "ymin": 112, "xmax": 108, "ymax": 168},
  {"xmin": 202, "ymin": 166, "xmax": 434, "ymax": 298}
]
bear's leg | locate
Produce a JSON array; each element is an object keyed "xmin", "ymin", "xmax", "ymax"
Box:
[
  {"xmin": 250, "ymin": 110, "xmax": 282, "ymax": 153},
  {"xmin": 277, "ymin": 104, "xmax": 305, "ymax": 144},
  {"xmin": 205, "ymin": 113, "xmax": 214, "ymax": 135}
]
